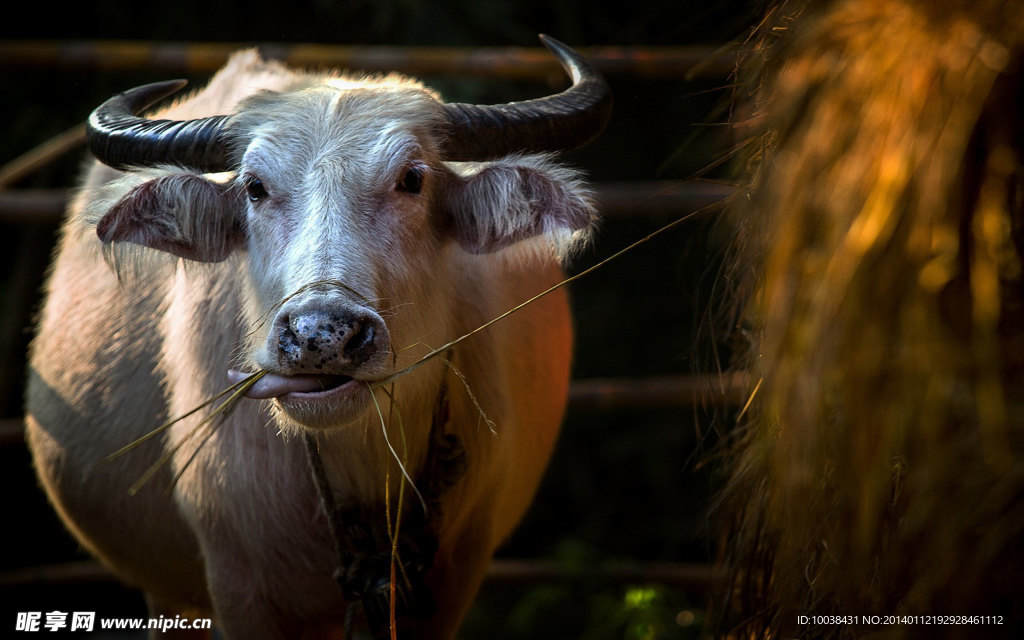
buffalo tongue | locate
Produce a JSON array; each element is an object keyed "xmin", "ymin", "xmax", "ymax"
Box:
[{"xmin": 226, "ymin": 369, "xmax": 351, "ymax": 399}]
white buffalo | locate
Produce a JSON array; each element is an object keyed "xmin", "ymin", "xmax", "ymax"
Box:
[{"xmin": 26, "ymin": 35, "xmax": 610, "ymax": 639}]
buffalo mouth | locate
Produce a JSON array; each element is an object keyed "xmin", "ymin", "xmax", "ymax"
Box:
[{"xmin": 227, "ymin": 369, "xmax": 360, "ymax": 400}]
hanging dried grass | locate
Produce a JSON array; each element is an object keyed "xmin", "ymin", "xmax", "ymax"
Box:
[{"xmin": 717, "ymin": 0, "xmax": 1024, "ymax": 637}]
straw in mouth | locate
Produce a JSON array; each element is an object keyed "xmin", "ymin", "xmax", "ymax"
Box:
[{"xmin": 227, "ymin": 369, "xmax": 355, "ymax": 399}]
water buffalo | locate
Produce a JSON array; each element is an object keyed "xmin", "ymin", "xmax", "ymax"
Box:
[{"xmin": 26, "ymin": 35, "xmax": 610, "ymax": 639}]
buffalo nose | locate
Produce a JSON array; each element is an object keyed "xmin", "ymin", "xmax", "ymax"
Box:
[{"xmin": 276, "ymin": 307, "xmax": 386, "ymax": 372}]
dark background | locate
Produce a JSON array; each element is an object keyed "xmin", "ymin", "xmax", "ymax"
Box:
[{"xmin": 0, "ymin": 1, "xmax": 759, "ymax": 637}]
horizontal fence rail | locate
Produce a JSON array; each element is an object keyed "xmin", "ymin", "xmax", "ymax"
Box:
[
  {"xmin": 0, "ymin": 419, "xmax": 20, "ymax": 446},
  {"xmin": 570, "ymin": 373, "xmax": 748, "ymax": 412},
  {"xmin": 0, "ymin": 183, "xmax": 735, "ymax": 225},
  {"xmin": 0, "ymin": 125, "xmax": 85, "ymax": 189},
  {"xmin": 0, "ymin": 189, "xmax": 68, "ymax": 224},
  {"xmin": 0, "ymin": 559, "xmax": 720, "ymax": 592},
  {"xmin": 0, "ymin": 374, "xmax": 747, "ymax": 447},
  {"xmin": 0, "ymin": 41, "xmax": 736, "ymax": 80}
]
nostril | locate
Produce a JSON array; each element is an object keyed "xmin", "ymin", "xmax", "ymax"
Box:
[
  {"xmin": 290, "ymin": 314, "xmax": 319, "ymax": 338},
  {"xmin": 344, "ymin": 321, "xmax": 375, "ymax": 358},
  {"xmin": 278, "ymin": 321, "xmax": 302, "ymax": 362}
]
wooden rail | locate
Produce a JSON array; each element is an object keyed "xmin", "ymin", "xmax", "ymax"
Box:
[
  {"xmin": 489, "ymin": 559, "xmax": 720, "ymax": 591},
  {"xmin": 0, "ymin": 558, "xmax": 719, "ymax": 591},
  {"xmin": 0, "ymin": 189, "xmax": 68, "ymax": 224},
  {"xmin": 0, "ymin": 418, "xmax": 21, "ymax": 446},
  {"xmin": 595, "ymin": 181, "xmax": 735, "ymax": 217},
  {"xmin": 570, "ymin": 373, "xmax": 748, "ymax": 412},
  {"xmin": 0, "ymin": 41, "xmax": 736, "ymax": 80},
  {"xmin": 0, "ymin": 183, "xmax": 734, "ymax": 225},
  {"xmin": 0, "ymin": 125, "xmax": 85, "ymax": 189},
  {"xmin": 0, "ymin": 374, "xmax": 746, "ymax": 447}
]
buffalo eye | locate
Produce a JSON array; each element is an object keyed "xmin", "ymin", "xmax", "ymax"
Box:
[
  {"xmin": 397, "ymin": 167, "xmax": 423, "ymax": 194},
  {"xmin": 245, "ymin": 176, "xmax": 268, "ymax": 202}
]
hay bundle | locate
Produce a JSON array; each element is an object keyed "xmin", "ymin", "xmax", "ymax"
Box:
[{"xmin": 719, "ymin": 0, "xmax": 1024, "ymax": 637}]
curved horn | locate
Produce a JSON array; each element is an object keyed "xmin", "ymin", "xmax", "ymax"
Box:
[
  {"xmin": 441, "ymin": 35, "xmax": 613, "ymax": 161},
  {"xmin": 87, "ymin": 79, "xmax": 233, "ymax": 173}
]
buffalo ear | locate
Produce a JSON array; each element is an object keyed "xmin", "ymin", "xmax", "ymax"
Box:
[
  {"xmin": 96, "ymin": 173, "xmax": 243, "ymax": 262},
  {"xmin": 441, "ymin": 156, "xmax": 596, "ymax": 255}
]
